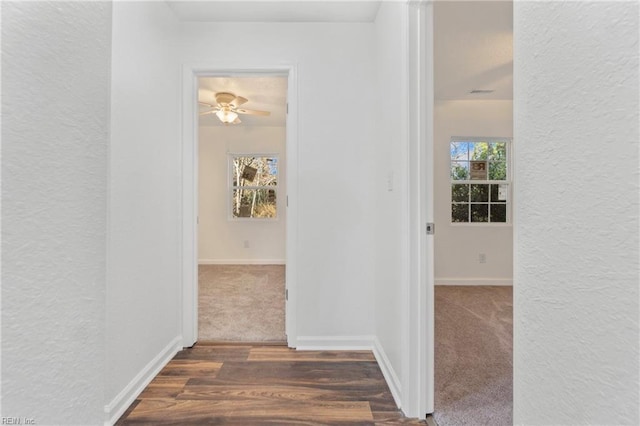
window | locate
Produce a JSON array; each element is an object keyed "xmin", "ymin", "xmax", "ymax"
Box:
[
  {"xmin": 230, "ymin": 155, "xmax": 278, "ymax": 219},
  {"xmin": 450, "ymin": 138, "xmax": 511, "ymax": 224}
]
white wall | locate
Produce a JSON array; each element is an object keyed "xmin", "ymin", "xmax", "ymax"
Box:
[
  {"xmin": 107, "ymin": 2, "xmax": 181, "ymax": 421},
  {"xmin": 373, "ymin": 0, "xmax": 408, "ymax": 403},
  {"xmin": 434, "ymin": 100, "xmax": 513, "ymax": 284},
  {"xmin": 178, "ymin": 21, "xmax": 378, "ymax": 340},
  {"xmin": 1, "ymin": 2, "xmax": 111, "ymax": 423},
  {"xmin": 199, "ymin": 126, "xmax": 286, "ymax": 263},
  {"xmin": 514, "ymin": 2, "xmax": 639, "ymax": 424}
]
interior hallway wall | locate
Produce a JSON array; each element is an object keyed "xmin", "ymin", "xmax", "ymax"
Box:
[
  {"xmin": 514, "ymin": 2, "xmax": 639, "ymax": 424},
  {"xmin": 1, "ymin": 2, "xmax": 111, "ymax": 423},
  {"xmin": 198, "ymin": 126, "xmax": 286, "ymax": 264},
  {"xmin": 434, "ymin": 100, "xmax": 513, "ymax": 284},
  {"xmin": 107, "ymin": 1, "xmax": 181, "ymax": 420},
  {"xmin": 178, "ymin": 20, "xmax": 378, "ymax": 340},
  {"xmin": 373, "ymin": 0, "xmax": 409, "ymax": 401}
]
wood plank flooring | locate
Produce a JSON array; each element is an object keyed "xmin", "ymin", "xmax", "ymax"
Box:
[{"xmin": 116, "ymin": 345, "xmax": 426, "ymax": 425}]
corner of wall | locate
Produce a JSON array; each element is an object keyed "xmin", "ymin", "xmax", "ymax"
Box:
[
  {"xmin": 372, "ymin": 336, "xmax": 403, "ymax": 409},
  {"xmin": 104, "ymin": 336, "xmax": 182, "ymax": 426}
]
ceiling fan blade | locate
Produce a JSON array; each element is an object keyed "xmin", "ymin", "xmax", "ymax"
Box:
[
  {"xmin": 232, "ymin": 117, "xmax": 242, "ymax": 124},
  {"xmin": 236, "ymin": 108, "xmax": 270, "ymax": 116},
  {"xmin": 230, "ymin": 96, "xmax": 248, "ymax": 107},
  {"xmin": 199, "ymin": 101, "xmax": 215, "ymax": 107},
  {"xmin": 199, "ymin": 109, "xmax": 216, "ymax": 116}
]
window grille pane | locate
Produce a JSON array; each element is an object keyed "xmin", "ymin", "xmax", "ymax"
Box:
[
  {"xmin": 451, "ymin": 162, "xmax": 469, "ymax": 180},
  {"xmin": 470, "ymin": 142, "xmax": 489, "ymax": 160},
  {"xmin": 489, "ymin": 161, "xmax": 507, "ymax": 180},
  {"xmin": 489, "ymin": 142, "xmax": 507, "ymax": 161},
  {"xmin": 232, "ymin": 189, "xmax": 277, "ymax": 218},
  {"xmin": 470, "ymin": 204, "xmax": 489, "ymax": 222},
  {"xmin": 232, "ymin": 156, "xmax": 278, "ymax": 187},
  {"xmin": 450, "ymin": 142, "xmax": 470, "ymax": 161},
  {"xmin": 452, "ymin": 204, "xmax": 469, "ymax": 222},
  {"xmin": 452, "ymin": 184, "xmax": 469, "ymax": 202},
  {"xmin": 490, "ymin": 184, "xmax": 507, "ymax": 203},
  {"xmin": 490, "ymin": 204, "xmax": 507, "ymax": 222},
  {"xmin": 470, "ymin": 184, "xmax": 489, "ymax": 202}
]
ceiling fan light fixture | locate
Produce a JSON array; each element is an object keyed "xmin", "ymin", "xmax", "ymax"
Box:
[{"xmin": 215, "ymin": 109, "xmax": 238, "ymax": 124}]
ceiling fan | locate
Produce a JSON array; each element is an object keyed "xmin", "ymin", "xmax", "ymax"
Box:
[{"xmin": 199, "ymin": 92, "xmax": 270, "ymax": 124}]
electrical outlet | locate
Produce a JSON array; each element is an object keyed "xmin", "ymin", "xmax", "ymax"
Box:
[
  {"xmin": 244, "ymin": 240, "xmax": 250, "ymax": 249},
  {"xmin": 479, "ymin": 253, "xmax": 486, "ymax": 264}
]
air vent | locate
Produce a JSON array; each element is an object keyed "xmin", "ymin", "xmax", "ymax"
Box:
[{"xmin": 470, "ymin": 89, "xmax": 495, "ymax": 94}]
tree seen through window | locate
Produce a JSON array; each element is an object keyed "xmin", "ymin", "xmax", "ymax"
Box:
[
  {"xmin": 450, "ymin": 139, "xmax": 511, "ymax": 223},
  {"xmin": 231, "ymin": 156, "xmax": 278, "ymax": 219}
]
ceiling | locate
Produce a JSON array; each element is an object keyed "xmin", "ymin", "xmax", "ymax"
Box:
[
  {"xmin": 199, "ymin": 77, "xmax": 288, "ymax": 127},
  {"xmin": 167, "ymin": 1, "xmax": 382, "ymax": 22},
  {"xmin": 189, "ymin": 1, "xmax": 513, "ymax": 127},
  {"xmin": 434, "ymin": 1, "xmax": 513, "ymax": 100}
]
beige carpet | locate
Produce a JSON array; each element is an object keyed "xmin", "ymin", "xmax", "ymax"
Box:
[
  {"xmin": 198, "ymin": 264, "xmax": 286, "ymax": 342},
  {"xmin": 434, "ymin": 286, "xmax": 513, "ymax": 426}
]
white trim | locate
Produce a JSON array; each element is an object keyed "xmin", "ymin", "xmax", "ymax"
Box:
[
  {"xmin": 181, "ymin": 64, "xmax": 299, "ymax": 349},
  {"xmin": 404, "ymin": 1, "xmax": 431, "ymax": 419},
  {"xmin": 422, "ymin": 1, "xmax": 435, "ymax": 416},
  {"xmin": 181, "ymin": 64, "xmax": 199, "ymax": 348},
  {"xmin": 198, "ymin": 259, "xmax": 286, "ymax": 265},
  {"xmin": 295, "ymin": 335, "xmax": 375, "ymax": 351},
  {"xmin": 104, "ymin": 336, "xmax": 182, "ymax": 426},
  {"xmin": 373, "ymin": 337, "xmax": 403, "ymax": 410},
  {"xmin": 284, "ymin": 65, "xmax": 299, "ymax": 349},
  {"xmin": 435, "ymin": 278, "xmax": 513, "ymax": 286}
]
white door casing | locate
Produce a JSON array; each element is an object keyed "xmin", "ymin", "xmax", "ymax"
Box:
[
  {"xmin": 404, "ymin": 1, "xmax": 435, "ymax": 418},
  {"xmin": 180, "ymin": 64, "xmax": 299, "ymax": 348}
]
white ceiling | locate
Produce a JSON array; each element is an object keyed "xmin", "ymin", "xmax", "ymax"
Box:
[
  {"xmin": 198, "ymin": 76, "xmax": 288, "ymax": 127},
  {"xmin": 167, "ymin": 0, "xmax": 382, "ymax": 22},
  {"xmin": 188, "ymin": 0, "xmax": 512, "ymax": 126},
  {"xmin": 435, "ymin": 1, "xmax": 513, "ymax": 100}
]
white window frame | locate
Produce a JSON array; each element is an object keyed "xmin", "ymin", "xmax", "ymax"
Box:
[
  {"xmin": 449, "ymin": 137, "xmax": 512, "ymax": 226},
  {"xmin": 228, "ymin": 153, "xmax": 280, "ymax": 221}
]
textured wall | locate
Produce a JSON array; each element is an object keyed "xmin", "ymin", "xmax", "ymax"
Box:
[
  {"xmin": 199, "ymin": 126, "xmax": 286, "ymax": 263},
  {"xmin": 434, "ymin": 100, "xmax": 513, "ymax": 284},
  {"xmin": 514, "ymin": 2, "xmax": 639, "ymax": 424},
  {"xmin": 1, "ymin": 2, "xmax": 111, "ymax": 423}
]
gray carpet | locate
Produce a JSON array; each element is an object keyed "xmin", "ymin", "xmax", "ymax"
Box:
[
  {"xmin": 434, "ymin": 286, "xmax": 513, "ymax": 426},
  {"xmin": 198, "ymin": 264, "xmax": 286, "ymax": 342}
]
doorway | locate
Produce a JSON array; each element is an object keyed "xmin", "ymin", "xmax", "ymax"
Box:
[
  {"xmin": 431, "ymin": 1, "xmax": 514, "ymax": 425},
  {"xmin": 181, "ymin": 67, "xmax": 299, "ymax": 348},
  {"xmin": 197, "ymin": 76, "xmax": 287, "ymax": 343}
]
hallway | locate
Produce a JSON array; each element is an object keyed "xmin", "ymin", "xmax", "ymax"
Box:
[{"xmin": 116, "ymin": 345, "xmax": 426, "ymax": 424}]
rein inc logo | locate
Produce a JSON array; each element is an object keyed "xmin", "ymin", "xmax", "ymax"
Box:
[{"xmin": 2, "ymin": 418, "xmax": 35, "ymax": 425}]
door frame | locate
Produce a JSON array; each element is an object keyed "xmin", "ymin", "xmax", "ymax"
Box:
[
  {"xmin": 180, "ymin": 63, "xmax": 299, "ymax": 348},
  {"xmin": 405, "ymin": 1, "xmax": 434, "ymax": 418}
]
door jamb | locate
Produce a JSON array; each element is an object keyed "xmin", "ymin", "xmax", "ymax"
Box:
[
  {"xmin": 180, "ymin": 64, "xmax": 299, "ymax": 348},
  {"xmin": 404, "ymin": 1, "xmax": 434, "ymax": 418}
]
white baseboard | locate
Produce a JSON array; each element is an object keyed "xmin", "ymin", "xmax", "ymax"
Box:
[
  {"xmin": 435, "ymin": 278, "xmax": 512, "ymax": 286},
  {"xmin": 295, "ymin": 335, "xmax": 375, "ymax": 351},
  {"xmin": 199, "ymin": 259, "xmax": 286, "ymax": 265},
  {"xmin": 372, "ymin": 337, "xmax": 402, "ymax": 409},
  {"xmin": 104, "ymin": 336, "xmax": 182, "ymax": 426}
]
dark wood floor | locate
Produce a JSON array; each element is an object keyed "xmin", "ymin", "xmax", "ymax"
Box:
[{"xmin": 116, "ymin": 345, "xmax": 426, "ymax": 425}]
